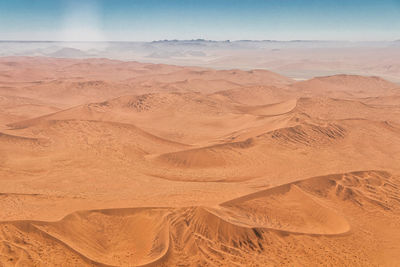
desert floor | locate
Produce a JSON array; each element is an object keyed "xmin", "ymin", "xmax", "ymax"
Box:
[{"xmin": 0, "ymin": 57, "xmax": 400, "ymax": 266}]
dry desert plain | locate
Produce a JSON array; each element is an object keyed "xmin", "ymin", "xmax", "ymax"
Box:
[{"xmin": 0, "ymin": 57, "xmax": 400, "ymax": 266}]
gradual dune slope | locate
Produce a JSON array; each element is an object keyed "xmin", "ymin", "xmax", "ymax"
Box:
[
  {"xmin": 1, "ymin": 170, "xmax": 399, "ymax": 266},
  {"xmin": 1, "ymin": 57, "xmax": 400, "ymax": 266},
  {"xmin": 294, "ymin": 97, "xmax": 400, "ymax": 123},
  {"xmin": 291, "ymin": 74, "xmax": 400, "ymax": 98}
]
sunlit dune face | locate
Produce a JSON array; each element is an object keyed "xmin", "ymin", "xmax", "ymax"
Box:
[
  {"xmin": 0, "ymin": 0, "xmax": 400, "ymax": 265},
  {"xmin": 0, "ymin": 56, "xmax": 400, "ymax": 266}
]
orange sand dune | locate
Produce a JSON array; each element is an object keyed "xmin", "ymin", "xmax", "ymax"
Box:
[
  {"xmin": 0, "ymin": 57, "xmax": 400, "ymax": 266},
  {"xmin": 1, "ymin": 170, "xmax": 399, "ymax": 266},
  {"xmin": 291, "ymin": 74, "xmax": 400, "ymax": 98}
]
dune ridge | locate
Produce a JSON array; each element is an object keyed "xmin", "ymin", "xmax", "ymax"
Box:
[
  {"xmin": 1, "ymin": 170, "xmax": 398, "ymax": 266},
  {"xmin": 0, "ymin": 57, "xmax": 400, "ymax": 266}
]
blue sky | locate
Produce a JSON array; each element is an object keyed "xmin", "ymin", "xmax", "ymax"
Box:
[{"xmin": 0, "ymin": 0, "xmax": 399, "ymax": 41}]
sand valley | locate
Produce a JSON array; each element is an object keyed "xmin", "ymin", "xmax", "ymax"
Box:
[{"xmin": 0, "ymin": 57, "xmax": 400, "ymax": 266}]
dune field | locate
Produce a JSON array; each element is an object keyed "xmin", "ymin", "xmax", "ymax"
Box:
[{"xmin": 0, "ymin": 56, "xmax": 400, "ymax": 266}]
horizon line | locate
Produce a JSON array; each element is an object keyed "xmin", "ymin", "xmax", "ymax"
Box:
[{"xmin": 0, "ymin": 39, "xmax": 399, "ymax": 43}]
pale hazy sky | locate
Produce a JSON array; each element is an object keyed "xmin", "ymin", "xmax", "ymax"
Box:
[{"xmin": 0, "ymin": 0, "xmax": 399, "ymax": 42}]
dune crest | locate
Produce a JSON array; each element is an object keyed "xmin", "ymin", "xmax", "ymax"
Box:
[
  {"xmin": 1, "ymin": 170, "xmax": 398, "ymax": 266},
  {"xmin": 1, "ymin": 57, "xmax": 400, "ymax": 266}
]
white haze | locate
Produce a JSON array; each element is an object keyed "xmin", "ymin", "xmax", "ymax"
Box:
[{"xmin": 59, "ymin": 0, "xmax": 106, "ymax": 44}]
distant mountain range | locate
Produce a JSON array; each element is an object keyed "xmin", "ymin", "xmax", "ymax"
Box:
[
  {"xmin": 1, "ymin": 39, "xmax": 399, "ymax": 44},
  {"xmin": 1, "ymin": 39, "xmax": 399, "ymax": 83}
]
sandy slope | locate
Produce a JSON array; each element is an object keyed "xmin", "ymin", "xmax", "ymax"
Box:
[{"xmin": 0, "ymin": 57, "xmax": 399, "ymax": 266}]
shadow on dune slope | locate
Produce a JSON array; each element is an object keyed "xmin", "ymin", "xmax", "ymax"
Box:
[{"xmin": 1, "ymin": 170, "xmax": 398, "ymax": 266}]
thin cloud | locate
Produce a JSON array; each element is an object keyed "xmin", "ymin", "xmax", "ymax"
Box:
[{"xmin": 60, "ymin": 0, "xmax": 106, "ymax": 42}]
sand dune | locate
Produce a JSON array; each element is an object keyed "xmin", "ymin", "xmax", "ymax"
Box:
[
  {"xmin": 294, "ymin": 97, "xmax": 400, "ymax": 123},
  {"xmin": 291, "ymin": 74, "xmax": 400, "ymax": 98},
  {"xmin": 211, "ymin": 85, "xmax": 293, "ymax": 105},
  {"xmin": 1, "ymin": 57, "xmax": 400, "ymax": 266},
  {"xmin": 7, "ymin": 92, "xmax": 296, "ymax": 144},
  {"xmin": 359, "ymin": 94, "xmax": 400, "ymax": 106},
  {"xmin": 222, "ymin": 170, "xmax": 399, "ymax": 228},
  {"xmin": 1, "ymin": 170, "xmax": 398, "ymax": 266}
]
